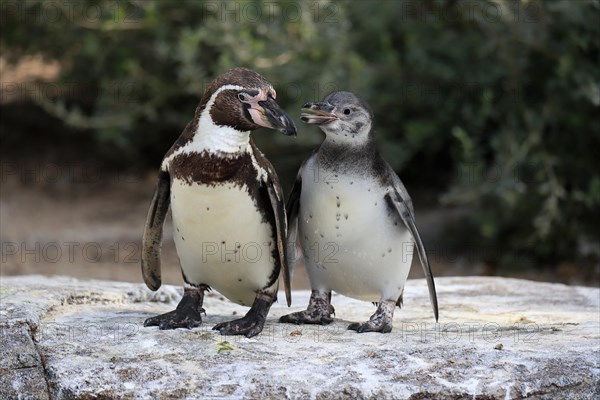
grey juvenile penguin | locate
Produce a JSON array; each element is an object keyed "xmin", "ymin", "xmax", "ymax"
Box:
[
  {"xmin": 280, "ymin": 91, "xmax": 438, "ymax": 332},
  {"xmin": 142, "ymin": 67, "xmax": 296, "ymax": 338}
]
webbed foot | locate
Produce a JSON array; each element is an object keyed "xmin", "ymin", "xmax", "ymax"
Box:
[
  {"xmin": 280, "ymin": 290, "xmax": 334, "ymax": 325},
  {"xmin": 144, "ymin": 287, "xmax": 205, "ymax": 330},
  {"xmin": 347, "ymin": 299, "xmax": 395, "ymax": 333},
  {"xmin": 213, "ymin": 292, "xmax": 273, "ymax": 338}
]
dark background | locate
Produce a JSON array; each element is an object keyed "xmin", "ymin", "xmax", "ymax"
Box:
[{"xmin": 1, "ymin": 0, "xmax": 598, "ymax": 287}]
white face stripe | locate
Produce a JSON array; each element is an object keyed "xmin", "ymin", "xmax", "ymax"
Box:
[
  {"xmin": 188, "ymin": 85, "xmax": 249, "ymax": 157},
  {"xmin": 206, "ymin": 84, "xmax": 246, "ymax": 104},
  {"xmin": 199, "ymin": 84, "xmax": 246, "ymax": 126},
  {"xmin": 161, "ymin": 83, "xmax": 269, "ymax": 171}
]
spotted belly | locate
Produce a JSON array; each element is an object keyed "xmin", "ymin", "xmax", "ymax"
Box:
[
  {"xmin": 298, "ymin": 175, "xmax": 413, "ymax": 302},
  {"xmin": 170, "ymin": 178, "xmax": 277, "ymax": 306}
]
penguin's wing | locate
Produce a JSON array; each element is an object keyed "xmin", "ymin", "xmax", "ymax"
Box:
[
  {"xmin": 250, "ymin": 142, "xmax": 292, "ymax": 307},
  {"xmin": 285, "ymin": 169, "xmax": 302, "ymax": 273},
  {"xmin": 286, "ymin": 148, "xmax": 319, "ymax": 271},
  {"xmin": 384, "ymin": 167, "xmax": 439, "ymax": 322},
  {"xmin": 141, "ymin": 170, "xmax": 170, "ymax": 291}
]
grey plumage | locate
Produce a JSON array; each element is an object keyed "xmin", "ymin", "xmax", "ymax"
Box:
[{"xmin": 281, "ymin": 91, "xmax": 438, "ymax": 332}]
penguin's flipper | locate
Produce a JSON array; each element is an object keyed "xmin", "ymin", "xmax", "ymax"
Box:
[
  {"xmin": 251, "ymin": 142, "xmax": 291, "ymax": 307},
  {"xmin": 267, "ymin": 183, "xmax": 291, "ymax": 306},
  {"xmin": 285, "ymin": 172, "xmax": 302, "ymax": 277},
  {"xmin": 141, "ymin": 170, "xmax": 170, "ymax": 291},
  {"xmin": 384, "ymin": 174, "xmax": 439, "ymax": 322},
  {"xmin": 286, "ymin": 148, "xmax": 318, "ymax": 270}
]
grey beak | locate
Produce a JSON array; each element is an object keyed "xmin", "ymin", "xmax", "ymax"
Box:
[{"xmin": 300, "ymin": 102, "xmax": 337, "ymax": 125}]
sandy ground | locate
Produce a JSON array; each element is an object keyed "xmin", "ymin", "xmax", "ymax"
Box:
[{"xmin": 1, "ymin": 175, "xmax": 597, "ymax": 289}]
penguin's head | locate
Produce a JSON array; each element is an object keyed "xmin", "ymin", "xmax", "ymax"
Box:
[
  {"xmin": 198, "ymin": 67, "xmax": 297, "ymax": 136},
  {"xmin": 301, "ymin": 91, "xmax": 373, "ymax": 143}
]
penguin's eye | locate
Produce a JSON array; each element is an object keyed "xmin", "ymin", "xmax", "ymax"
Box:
[
  {"xmin": 343, "ymin": 108, "xmax": 351, "ymax": 115},
  {"xmin": 238, "ymin": 93, "xmax": 248, "ymax": 102}
]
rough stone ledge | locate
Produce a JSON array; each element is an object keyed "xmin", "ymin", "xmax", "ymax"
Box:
[{"xmin": 0, "ymin": 275, "xmax": 598, "ymax": 399}]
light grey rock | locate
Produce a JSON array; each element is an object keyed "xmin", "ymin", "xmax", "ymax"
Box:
[
  {"xmin": 0, "ymin": 322, "xmax": 49, "ymax": 400},
  {"xmin": 0, "ymin": 275, "xmax": 598, "ymax": 399}
]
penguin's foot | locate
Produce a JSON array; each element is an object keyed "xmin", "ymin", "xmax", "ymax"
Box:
[
  {"xmin": 144, "ymin": 286, "xmax": 205, "ymax": 330},
  {"xmin": 213, "ymin": 292, "xmax": 273, "ymax": 338},
  {"xmin": 348, "ymin": 299, "xmax": 395, "ymax": 333},
  {"xmin": 279, "ymin": 290, "xmax": 335, "ymax": 325}
]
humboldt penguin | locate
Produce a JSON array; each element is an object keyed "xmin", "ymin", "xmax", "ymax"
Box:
[{"xmin": 142, "ymin": 67, "xmax": 295, "ymax": 338}]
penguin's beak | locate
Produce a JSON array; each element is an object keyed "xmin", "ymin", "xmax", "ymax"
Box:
[
  {"xmin": 300, "ymin": 102, "xmax": 338, "ymax": 125},
  {"xmin": 250, "ymin": 98, "xmax": 297, "ymax": 136}
]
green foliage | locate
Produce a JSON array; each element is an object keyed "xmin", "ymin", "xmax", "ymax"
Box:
[{"xmin": 1, "ymin": 0, "xmax": 598, "ymax": 267}]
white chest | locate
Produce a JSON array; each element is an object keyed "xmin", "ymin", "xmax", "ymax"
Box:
[
  {"xmin": 170, "ymin": 179, "xmax": 276, "ymax": 305},
  {"xmin": 297, "ymin": 163, "xmax": 413, "ymax": 302}
]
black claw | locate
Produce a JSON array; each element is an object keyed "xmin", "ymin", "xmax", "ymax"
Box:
[
  {"xmin": 347, "ymin": 322, "xmax": 360, "ymax": 331},
  {"xmin": 212, "ymin": 323, "xmax": 223, "ymax": 331}
]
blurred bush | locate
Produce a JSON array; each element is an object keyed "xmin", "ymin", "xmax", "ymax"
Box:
[{"xmin": 1, "ymin": 0, "xmax": 598, "ymax": 270}]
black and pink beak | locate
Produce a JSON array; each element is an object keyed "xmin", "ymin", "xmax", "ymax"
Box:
[
  {"xmin": 258, "ymin": 97, "xmax": 297, "ymax": 136},
  {"xmin": 245, "ymin": 94, "xmax": 297, "ymax": 136}
]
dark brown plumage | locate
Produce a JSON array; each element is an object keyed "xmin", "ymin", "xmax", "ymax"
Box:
[{"xmin": 141, "ymin": 67, "xmax": 295, "ymax": 338}]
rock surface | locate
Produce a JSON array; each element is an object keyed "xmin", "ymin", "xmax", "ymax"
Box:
[{"xmin": 0, "ymin": 275, "xmax": 598, "ymax": 399}]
